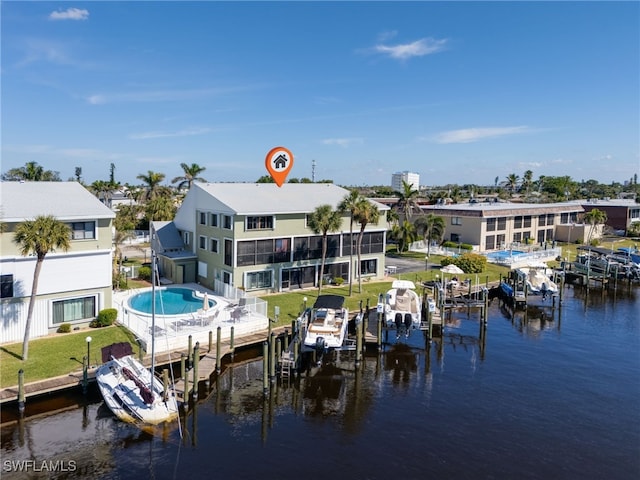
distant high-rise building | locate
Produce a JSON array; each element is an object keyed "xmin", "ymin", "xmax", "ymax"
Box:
[{"xmin": 391, "ymin": 171, "xmax": 420, "ymax": 192}]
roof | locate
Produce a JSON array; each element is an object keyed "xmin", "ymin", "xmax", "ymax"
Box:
[
  {"xmin": 0, "ymin": 181, "xmax": 115, "ymax": 222},
  {"xmin": 313, "ymin": 294, "xmax": 346, "ymax": 310},
  {"xmin": 152, "ymin": 221, "xmax": 185, "ymax": 251},
  {"xmin": 194, "ymin": 183, "xmax": 389, "ymax": 215},
  {"xmin": 421, "ymin": 201, "xmax": 584, "ymax": 217}
]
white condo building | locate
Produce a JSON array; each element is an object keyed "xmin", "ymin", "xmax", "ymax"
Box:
[{"xmin": 391, "ymin": 171, "xmax": 420, "ymax": 192}]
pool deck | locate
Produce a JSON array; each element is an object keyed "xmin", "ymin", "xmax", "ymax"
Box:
[{"xmin": 114, "ymin": 284, "xmax": 270, "ymax": 354}]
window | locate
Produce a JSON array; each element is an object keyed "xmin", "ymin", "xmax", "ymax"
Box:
[
  {"xmin": 1, "ymin": 274, "xmax": 13, "ymax": 298},
  {"xmin": 199, "ymin": 211, "xmax": 207, "ymax": 225},
  {"xmin": 69, "ymin": 222, "xmax": 95, "ymax": 240},
  {"xmin": 513, "ymin": 232, "xmax": 522, "ymax": 243},
  {"xmin": 451, "ymin": 217, "xmax": 462, "ymax": 226},
  {"xmin": 199, "ymin": 235, "xmax": 207, "ymax": 250},
  {"xmin": 342, "ymin": 232, "xmax": 384, "ymax": 256},
  {"xmin": 246, "ymin": 216, "xmax": 274, "ymax": 230},
  {"xmin": 209, "ymin": 213, "xmax": 218, "ymax": 227},
  {"xmin": 52, "ymin": 296, "xmax": 96, "ymax": 324},
  {"xmin": 293, "ymin": 235, "xmax": 339, "ymax": 261},
  {"xmin": 523, "ymin": 216, "xmax": 532, "ymax": 228},
  {"xmin": 485, "ymin": 235, "xmax": 496, "ymax": 250},
  {"xmin": 237, "ymin": 238, "xmax": 292, "ymax": 266},
  {"xmin": 223, "ymin": 215, "xmax": 232, "ymax": 230},
  {"xmin": 210, "ymin": 238, "xmax": 219, "ymax": 253},
  {"xmin": 514, "ymin": 216, "xmax": 523, "ymax": 229},
  {"xmin": 486, "ymin": 218, "xmax": 496, "ymax": 232},
  {"xmin": 496, "ymin": 234, "xmax": 506, "ymax": 248},
  {"xmin": 450, "ymin": 233, "xmax": 460, "ymax": 243},
  {"xmin": 538, "ymin": 214, "xmax": 547, "ymax": 226},
  {"xmin": 224, "ymin": 239, "xmax": 233, "ymax": 266},
  {"xmin": 497, "ymin": 217, "xmax": 506, "ymax": 230},
  {"xmin": 360, "ymin": 259, "xmax": 377, "ymax": 276},
  {"xmin": 546, "ymin": 214, "xmax": 555, "ymax": 225},
  {"xmin": 245, "ymin": 270, "xmax": 273, "ymax": 290},
  {"xmin": 183, "ymin": 231, "xmax": 190, "ymax": 246}
]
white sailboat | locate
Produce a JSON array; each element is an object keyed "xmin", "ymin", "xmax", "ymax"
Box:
[{"xmin": 96, "ymin": 252, "xmax": 179, "ymax": 425}]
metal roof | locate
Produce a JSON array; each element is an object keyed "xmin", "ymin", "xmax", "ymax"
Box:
[
  {"xmin": 194, "ymin": 183, "xmax": 389, "ymax": 215},
  {"xmin": 0, "ymin": 181, "xmax": 115, "ymax": 222}
]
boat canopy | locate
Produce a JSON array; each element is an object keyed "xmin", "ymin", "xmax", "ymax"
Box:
[
  {"xmin": 391, "ymin": 280, "xmax": 416, "ymax": 290},
  {"xmin": 101, "ymin": 342, "xmax": 133, "ymax": 363},
  {"xmin": 313, "ymin": 294, "xmax": 345, "ymax": 310}
]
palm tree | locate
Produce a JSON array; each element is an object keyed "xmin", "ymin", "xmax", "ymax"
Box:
[
  {"xmin": 414, "ymin": 213, "xmax": 445, "ymax": 256},
  {"xmin": 522, "ymin": 170, "xmax": 533, "ymax": 198},
  {"xmin": 307, "ymin": 205, "xmax": 342, "ymax": 294},
  {"xmin": 584, "ymin": 208, "xmax": 607, "ymax": 244},
  {"xmin": 390, "ymin": 220, "xmax": 416, "ymax": 253},
  {"xmin": 354, "ymin": 198, "xmax": 380, "ymax": 293},
  {"xmin": 504, "ymin": 173, "xmax": 520, "ymax": 196},
  {"xmin": 2, "ymin": 161, "xmax": 61, "ymax": 181},
  {"xmin": 13, "ymin": 216, "xmax": 71, "ymax": 360},
  {"xmin": 172, "ymin": 163, "xmax": 207, "ymax": 191},
  {"xmin": 136, "ymin": 170, "xmax": 167, "ymax": 202},
  {"xmin": 338, "ymin": 190, "xmax": 362, "ymax": 295},
  {"xmin": 394, "ymin": 180, "xmax": 421, "ymax": 222}
]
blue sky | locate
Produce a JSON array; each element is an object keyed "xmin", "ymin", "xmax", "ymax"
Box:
[{"xmin": 2, "ymin": 1, "xmax": 639, "ymax": 188}]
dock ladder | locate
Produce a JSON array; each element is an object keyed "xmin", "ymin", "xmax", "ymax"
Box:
[{"xmin": 279, "ymin": 350, "xmax": 294, "ymax": 384}]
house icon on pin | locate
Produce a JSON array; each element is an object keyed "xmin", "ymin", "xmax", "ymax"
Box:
[{"xmin": 273, "ymin": 154, "xmax": 288, "ymax": 169}]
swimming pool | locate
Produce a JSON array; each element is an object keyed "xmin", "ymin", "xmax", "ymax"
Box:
[
  {"xmin": 128, "ymin": 287, "xmax": 216, "ymax": 315},
  {"xmin": 486, "ymin": 249, "xmax": 526, "ymax": 261}
]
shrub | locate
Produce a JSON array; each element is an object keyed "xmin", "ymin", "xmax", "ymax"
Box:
[
  {"xmin": 442, "ymin": 241, "xmax": 473, "ymax": 251},
  {"xmin": 455, "ymin": 253, "xmax": 487, "ymax": 273},
  {"xmin": 137, "ymin": 266, "xmax": 151, "ymax": 281},
  {"xmin": 94, "ymin": 308, "xmax": 118, "ymax": 327},
  {"xmin": 333, "ymin": 277, "xmax": 344, "ymax": 286},
  {"xmin": 57, "ymin": 323, "xmax": 71, "ymax": 333}
]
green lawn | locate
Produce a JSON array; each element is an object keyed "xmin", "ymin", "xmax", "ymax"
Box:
[{"xmin": 0, "ymin": 325, "xmax": 138, "ymax": 388}]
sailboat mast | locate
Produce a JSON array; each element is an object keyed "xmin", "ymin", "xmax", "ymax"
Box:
[{"xmin": 150, "ymin": 249, "xmax": 156, "ymax": 392}]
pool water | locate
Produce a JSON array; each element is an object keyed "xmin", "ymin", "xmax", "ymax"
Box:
[
  {"xmin": 127, "ymin": 287, "xmax": 215, "ymax": 315},
  {"xmin": 486, "ymin": 249, "xmax": 526, "ymax": 260}
]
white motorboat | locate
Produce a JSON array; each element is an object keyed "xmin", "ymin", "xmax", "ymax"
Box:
[
  {"xmin": 384, "ymin": 280, "xmax": 422, "ymax": 330},
  {"xmin": 515, "ymin": 263, "xmax": 558, "ymax": 300},
  {"xmin": 96, "ymin": 251, "xmax": 179, "ymax": 425},
  {"xmin": 96, "ymin": 343, "xmax": 179, "ymax": 425},
  {"xmin": 302, "ymin": 295, "xmax": 349, "ymax": 353}
]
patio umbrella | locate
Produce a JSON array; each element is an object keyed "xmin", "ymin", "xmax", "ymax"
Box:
[
  {"xmin": 203, "ymin": 292, "xmax": 210, "ymax": 311},
  {"xmin": 440, "ymin": 264, "xmax": 464, "ymax": 274}
]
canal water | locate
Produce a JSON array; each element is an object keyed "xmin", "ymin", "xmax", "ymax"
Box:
[{"xmin": 2, "ymin": 285, "xmax": 639, "ymax": 479}]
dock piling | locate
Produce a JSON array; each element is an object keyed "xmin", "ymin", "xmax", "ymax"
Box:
[
  {"xmin": 18, "ymin": 369, "xmax": 25, "ymax": 415},
  {"xmin": 192, "ymin": 342, "xmax": 199, "ymax": 400},
  {"xmin": 216, "ymin": 326, "xmax": 221, "ymax": 374}
]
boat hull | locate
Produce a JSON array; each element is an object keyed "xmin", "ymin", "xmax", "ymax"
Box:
[{"xmin": 96, "ymin": 355, "xmax": 179, "ymax": 425}]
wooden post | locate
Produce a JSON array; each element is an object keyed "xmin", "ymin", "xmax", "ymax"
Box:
[
  {"xmin": 293, "ymin": 337, "xmax": 299, "ymax": 366},
  {"xmin": 192, "ymin": 342, "xmax": 199, "ymax": 400},
  {"xmin": 284, "ymin": 328, "xmax": 289, "ymax": 352},
  {"xmin": 269, "ymin": 332, "xmax": 276, "ymax": 382},
  {"xmin": 216, "ymin": 326, "xmax": 222, "ymax": 374},
  {"xmin": 187, "ymin": 335, "xmax": 193, "ymax": 368},
  {"xmin": 355, "ymin": 317, "xmax": 363, "ymax": 364},
  {"xmin": 82, "ymin": 355, "xmax": 88, "ymax": 395},
  {"xmin": 262, "ymin": 342, "xmax": 269, "ymax": 395},
  {"xmin": 230, "ymin": 326, "xmax": 235, "ymax": 359},
  {"xmin": 208, "ymin": 330, "xmax": 213, "ymax": 353},
  {"xmin": 18, "ymin": 369, "xmax": 25, "ymax": 415},
  {"xmin": 377, "ymin": 309, "xmax": 383, "ymax": 351},
  {"xmin": 180, "ymin": 353, "xmax": 186, "ymax": 380}
]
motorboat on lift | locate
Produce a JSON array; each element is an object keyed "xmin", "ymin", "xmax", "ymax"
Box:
[
  {"xmin": 514, "ymin": 262, "xmax": 559, "ymax": 300},
  {"xmin": 384, "ymin": 280, "xmax": 422, "ymax": 331},
  {"xmin": 302, "ymin": 295, "xmax": 349, "ymax": 354}
]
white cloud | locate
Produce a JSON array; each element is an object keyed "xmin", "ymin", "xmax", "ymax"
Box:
[
  {"xmin": 322, "ymin": 138, "xmax": 364, "ymax": 148},
  {"xmin": 430, "ymin": 126, "xmax": 532, "ymax": 144},
  {"xmin": 371, "ymin": 37, "xmax": 448, "ymax": 60},
  {"xmin": 49, "ymin": 8, "xmax": 89, "ymax": 21},
  {"xmin": 84, "ymin": 85, "xmax": 257, "ymax": 104},
  {"xmin": 129, "ymin": 128, "xmax": 213, "ymax": 140}
]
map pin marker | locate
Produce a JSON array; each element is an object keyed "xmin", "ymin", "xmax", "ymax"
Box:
[{"xmin": 265, "ymin": 146, "xmax": 294, "ymax": 187}]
